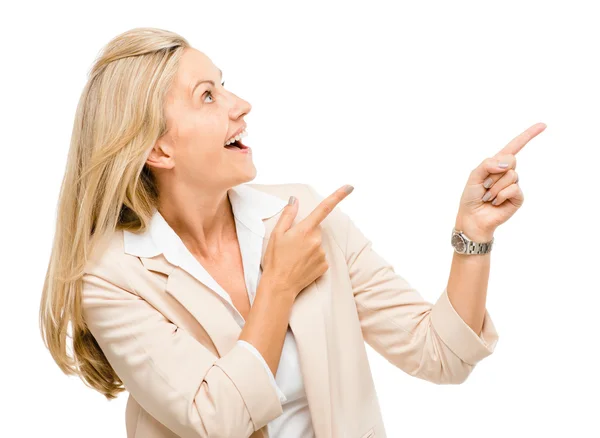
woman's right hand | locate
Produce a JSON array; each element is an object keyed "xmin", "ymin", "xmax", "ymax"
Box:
[{"xmin": 261, "ymin": 184, "xmax": 354, "ymax": 301}]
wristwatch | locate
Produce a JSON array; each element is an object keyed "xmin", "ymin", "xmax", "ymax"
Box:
[{"xmin": 451, "ymin": 228, "xmax": 494, "ymax": 255}]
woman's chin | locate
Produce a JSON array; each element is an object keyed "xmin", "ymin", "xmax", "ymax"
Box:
[
  {"xmin": 233, "ymin": 165, "xmax": 257, "ymax": 184},
  {"xmin": 242, "ymin": 165, "xmax": 257, "ymax": 180}
]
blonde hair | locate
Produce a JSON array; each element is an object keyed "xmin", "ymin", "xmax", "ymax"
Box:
[{"xmin": 39, "ymin": 27, "xmax": 190, "ymax": 399}]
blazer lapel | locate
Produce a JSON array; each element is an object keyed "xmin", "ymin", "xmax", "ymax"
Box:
[
  {"xmin": 261, "ymin": 213, "xmax": 333, "ymax": 438},
  {"xmin": 140, "ymin": 256, "xmax": 243, "ymax": 358},
  {"xmin": 137, "ymin": 257, "xmax": 269, "ymax": 438}
]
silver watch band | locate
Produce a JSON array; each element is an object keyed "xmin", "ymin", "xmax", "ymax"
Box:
[
  {"xmin": 452, "ymin": 228, "xmax": 494, "ymax": 255},
  {"xmin": 463, "ymin": 238, "xmax": 494, "ymax": 254}
]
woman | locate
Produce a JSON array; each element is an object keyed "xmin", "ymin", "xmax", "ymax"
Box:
[{"xmin": 39, "ymin": 27, "xmax": 545, "ymax": 438}]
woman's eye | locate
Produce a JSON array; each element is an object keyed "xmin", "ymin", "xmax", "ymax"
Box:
[
  {"xmin": 203, "ymin": 91, "xmax": 214, "ymax": 103},
  {"xmin": 202, "ymin": 82, "xmax": 225, "ymax": 103}
]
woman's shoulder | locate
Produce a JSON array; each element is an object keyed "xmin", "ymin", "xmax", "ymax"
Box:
[{"xmin": 83, "ymin": 229, "xmax": 145, "ymax": 291}]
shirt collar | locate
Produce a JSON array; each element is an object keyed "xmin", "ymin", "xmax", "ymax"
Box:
[{"xmin": 123, "ymin": 183, "xmax": 288, "ymax": 258}]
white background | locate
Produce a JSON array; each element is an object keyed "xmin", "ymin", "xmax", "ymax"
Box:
[{"xmin": 2, "ymin": 0, "xmax": 599, "ymax": 437}]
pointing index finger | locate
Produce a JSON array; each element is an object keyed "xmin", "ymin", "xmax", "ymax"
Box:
[
  {"xmin": 495, "ymin": 122, "xmax": 547, "ymax": 157},
  {"xmin": 301, "ymin": 185, "xmax": 354, "ymax": 230}
]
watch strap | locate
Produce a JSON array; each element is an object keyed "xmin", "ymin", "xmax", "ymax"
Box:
[
  {"xmin": 452, "ymin": 228, "xmax": 494, "ymax": 254},
  {"xmin": 463, "ymin": 238, "xmax": 494, "ymax": 254}
]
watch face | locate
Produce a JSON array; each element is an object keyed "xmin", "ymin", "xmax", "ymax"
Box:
[{"xmin": 451, "ymin": 234, "xmax": 466, "ymax": 252}]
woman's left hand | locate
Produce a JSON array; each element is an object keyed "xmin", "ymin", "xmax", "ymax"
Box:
[{"xmin": 454, "ymin": 122, "xmax": 547, "ymax": 242}]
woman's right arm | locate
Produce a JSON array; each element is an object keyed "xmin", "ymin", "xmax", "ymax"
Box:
[
  {"xmin": 81, "ymin": 270, "xmax": 289, "ymax": 438},
  {"xmin": 238, "ymin": 274, "xmax": 295, "ymax": 378}
]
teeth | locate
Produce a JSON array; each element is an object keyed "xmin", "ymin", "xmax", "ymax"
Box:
[{"xmin": 225, "ymin": 129, "xmax": 247, "ymax": 146}]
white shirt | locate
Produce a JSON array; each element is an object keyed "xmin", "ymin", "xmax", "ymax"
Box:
[{"xmin": 123, "ymin": 183, "xmax": 315, "ymax": 438}]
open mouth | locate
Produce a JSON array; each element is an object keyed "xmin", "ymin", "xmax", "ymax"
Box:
[{"xmin": 224, "ymin": 139, "xmax": 248, "ymax": 151}]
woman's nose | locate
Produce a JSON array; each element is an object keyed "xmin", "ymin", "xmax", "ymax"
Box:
[{"xmin": 231, "ymin": 96, "xmax": 252, "ymax": 119}]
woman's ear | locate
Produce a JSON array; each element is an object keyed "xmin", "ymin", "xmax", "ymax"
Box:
[{"xmin": 146, "ymin": 142, "xmax": 175, "ymax": 171}]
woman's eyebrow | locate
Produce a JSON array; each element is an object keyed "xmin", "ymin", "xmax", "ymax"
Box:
[{"xmin": 190, "ymin": 68, "xmax": 223, "ymax": 98}]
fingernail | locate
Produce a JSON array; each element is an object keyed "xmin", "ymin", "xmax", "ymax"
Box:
[
  {"xmin": 491, "ymin": 198, "xmax": 499, "ymax": 205},
  {"xmin": 288, "ymin": 196, "xmax": 296, "ymax": 206},
  {"xmin": 498, "ymin": 162, "xmax": 509, "ymax": 168},
  {"xmin": 343, "ymin": 185, "xmax": 354, "ymax": 194},
  {"xmin": 482, "ymin": 191, "xmax": 492, "ymax": 202},
  {"xmin": 483, "ymin": 177, "xmax": 493, "ymax": 189}
]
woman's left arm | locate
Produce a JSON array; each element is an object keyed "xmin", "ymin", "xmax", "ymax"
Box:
[
  {"xmin": 448, "ymin": 122, "xmax": 546, "ymax": 335},
  {"xmin": 304, "ymin": 122, "xmax": 546, "ymax": 385}
]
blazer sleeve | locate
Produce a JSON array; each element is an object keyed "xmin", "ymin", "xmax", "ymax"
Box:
[
  {"xmin": 81, "ymin": 269, "xmax": 284, "ymax": 438},
  {"xmin": 305, "ymin": 184, "xmax": 499, "ymax": 385},
  {"xmin": 236, "ymin": 340, "xmax": 288, "ymax": 404}
]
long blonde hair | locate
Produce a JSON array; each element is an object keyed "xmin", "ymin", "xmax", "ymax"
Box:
[{"xmin": 39, "ymin": 27, "xmax": 190, "ymax": 400}]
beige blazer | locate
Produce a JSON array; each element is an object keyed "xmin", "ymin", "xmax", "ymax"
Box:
[{"xmin": 82, "ymin": 183, "xmax": 499, "ymax": 438}]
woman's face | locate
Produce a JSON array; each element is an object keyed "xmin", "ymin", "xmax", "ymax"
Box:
[{"xmin": 148, "ymin": 47, "xmax": 255, "ymax": 189}]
